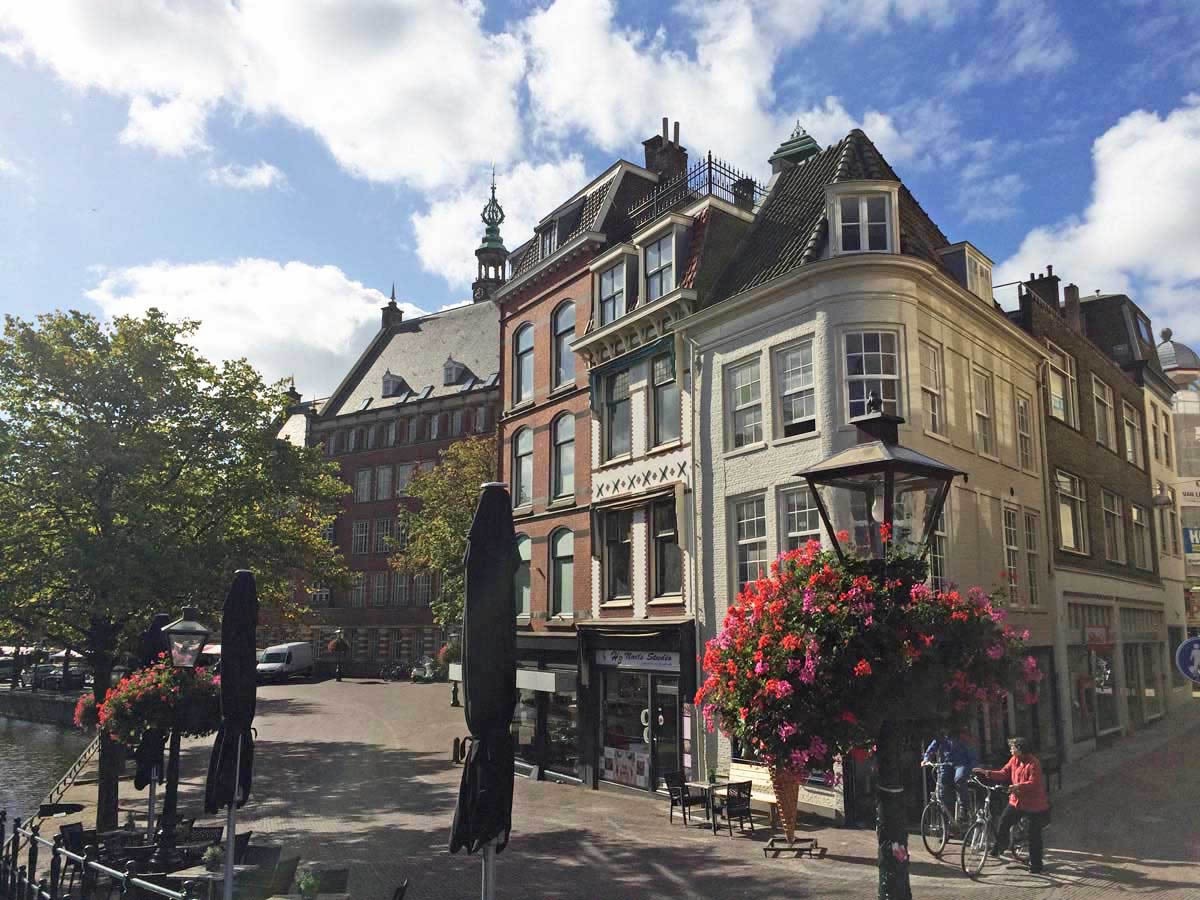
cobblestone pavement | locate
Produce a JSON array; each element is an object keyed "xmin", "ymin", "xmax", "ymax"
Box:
[{"xmin": 59, "ymin": 679, "xmax": 1200, "ymax": 899}]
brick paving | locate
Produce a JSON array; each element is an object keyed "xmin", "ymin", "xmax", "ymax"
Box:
[{"xmin": 55, "ymin": 680, "xmax": 1200, "ymax": 899}]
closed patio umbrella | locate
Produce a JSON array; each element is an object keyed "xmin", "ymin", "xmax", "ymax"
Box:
[
  {"xmin": 204, "ymin": 570, "xmax": 258, "ymax": 900},
  {"xmin": 135, "ymin": 614, "xmax": 171, "ymax": 837},
  {"xmin": 449, "ymin": 483, "xmax": 518, "ymax": 900}
]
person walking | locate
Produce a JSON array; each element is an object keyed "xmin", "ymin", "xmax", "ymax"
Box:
[{"xmin": 973, "ymin": 736, "xmax": 1050, "ymax": 874}]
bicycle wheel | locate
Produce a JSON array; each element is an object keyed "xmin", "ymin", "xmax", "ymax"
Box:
[
  {"xmin": 961, "ymin": 821, "xmax": 991, "ymax": 877},
  {"xmin": 1010, "ymin": 818, "xmax": 1028, "ymax": 863},
  {"xmin": 921, "ymin": 803, "xmax": 949, "ymax": 857}
]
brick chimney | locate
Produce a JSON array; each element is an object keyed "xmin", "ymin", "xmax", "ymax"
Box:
[
  {"xmin": 381, "ymin": 287, "xmax": 404, "ymax": 328},
  {"xmin": 642, "ymin": 117, "xmax": 688, "ymax": 179},
  {"xmin": 1023, "ymin": 265, "xmax": 1061, "ymax": 310},
  {"xmin": 1063, "ymin": 283, "xmax": 1082, "ymax": 334}
]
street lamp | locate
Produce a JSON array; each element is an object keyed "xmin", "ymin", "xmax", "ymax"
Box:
[
  {"xmin": 796, "ymin": 394, "xmax": 962, "ymax": 899},
  {"xmin": 800, "ymin": 395, "xmax": 962, "ymax": 567},
  {"xmin": 151, "ymin": 607, "xmax": 210, "ymax": 871}
]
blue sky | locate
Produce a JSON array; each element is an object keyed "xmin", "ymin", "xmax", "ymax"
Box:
[{"xmin": 2, "ymin": 0, "xmax": 1199, "ymax": 396}]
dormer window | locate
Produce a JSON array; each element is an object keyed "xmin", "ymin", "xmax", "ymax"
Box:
[
  {"xmin": 444, "ymin": 357, "xmax": 465, "ymax": 386},
  {"xmin": 600, "ymin": 263, "xmax": 625, "ymax": 325},
  {"xmin": 539, "ymin": 224, "xmax": 557, "ymax": 259},
  {"xmin": 382, "ymin": 370, "xmax": 407, "ymax": 398},
  {"xmin": 967, "ymin": 257, "xmax": 992, "ymax": 300},
  {"xmin": 645, "ymin": 233, "xmax": 674, "ymax": 301},
  {"xmin": 837, "ymin": 194, "xmax": 890, "ymax": 252}
]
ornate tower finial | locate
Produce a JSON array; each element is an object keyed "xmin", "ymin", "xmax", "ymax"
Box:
[
  {"xmin": 473, "ymin": 167, "xmax": 508, "ymax": 303},
  {"xmin": 390, "ymin": 282, "xmax": 396, "ymax": 302},
  {"xmin": 791, "ymin": 120, "xmax": 807, "ymax": 139}
]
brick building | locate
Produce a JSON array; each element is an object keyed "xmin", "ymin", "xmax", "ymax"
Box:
[
  {"xmin": 271, "ymin": 234, "xmax": 501, "ymax": 673},
  {"xmin": 1009, "ymin": 271, "xmax": 1169, "ymax": 756}
]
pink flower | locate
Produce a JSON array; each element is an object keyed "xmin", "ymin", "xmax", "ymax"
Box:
[
  {"xmin": 778, "ymin": 722, "xmax": 798, "ymax": 742},
  {"xmin": 808, "ymin": 735, "xmax": 828, "ymax": 758},
  {"xmin": 891, "ymin": 842, "xmax": 909, "ymax": 863},
  {"xmin": 986, "ymin": 643, "xmax": 1005, "ymax": 660},
  {"xmin": 754, "ymin": 660, "xmax": 768, "ymax": 676}
]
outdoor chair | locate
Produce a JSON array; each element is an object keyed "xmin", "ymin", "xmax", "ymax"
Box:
[
  {"xmin": 233, "ymin": 830, "xmax": 253, "ymax": 863},
  {"xmin": 267, "ymin": 856, "xmax": 300, "ymax": 896},
  {"xmin": 662, "ymin": 772, "xmax": 707, "ymax": 825},
  {"xmin": 233, "ymin": 846, "xmax": 282, "ymax": 900},
  {"xmin": 58, "ymin": 823, "xmax": 90, "ymax": 895},
  {"xmin": 189, "ymin": 825, "xmax": 224, "ymax": 845},
  {"xmin": 711, "ymin": 781, "xmax": 754, "ymax": 837},
  {"xmin": 315, "ymin": 867, "xmax": 350, "ymax": 893},
  {"xmin": 392, "ymin": 879, "xmax": 410, "ymax": 900}
]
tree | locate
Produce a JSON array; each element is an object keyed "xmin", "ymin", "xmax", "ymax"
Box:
[
  {"xmin": 0, "ymin": 309, "xmax": 347, "ymax": 828},
  {"xmin": 390, "ymin": 435, "xmax": 495, "ymax": 627},
  {"xmin": 696, "ymin": 536, "xmax": 1041, "ymax": 900}
]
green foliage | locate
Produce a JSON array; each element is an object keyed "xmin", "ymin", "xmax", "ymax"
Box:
[
  {"xmin": 0, "ymin": 308, "xmax": 348, "ymax": 657},
  {"xmin": 391, "ymin": 436, "xmax": 495, "ymax": 626}
]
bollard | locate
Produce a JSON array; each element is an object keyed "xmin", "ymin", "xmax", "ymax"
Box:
[{"xmin": 452, "ymin": 736, "xmax": 461, "ymax": 763}]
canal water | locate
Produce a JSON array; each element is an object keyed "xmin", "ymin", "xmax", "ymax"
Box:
[{"xmin": 0, "ymin": 716, "xmax": 90, "ymax": 821}]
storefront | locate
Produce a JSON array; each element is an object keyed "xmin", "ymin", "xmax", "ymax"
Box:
[
  {"xmin": 1118, "ymin": 607, "xmax": 1166, "ymax": 728},
  {"xmin": 1066, "ymin": 602, "xmax": 1120, "ymax": 743},
  {"xmin": 576, "ymin": 618, "xmax": 696, "ymax": 793},
  {"xmin": 511, "ymin": 632, "xmax": 581, "ymax": 783}
]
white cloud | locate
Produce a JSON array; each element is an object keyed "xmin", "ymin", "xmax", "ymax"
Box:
[
  {"xmin": 120, "ymin": 95, "xmax": 211, "ymax": 156},
  {"xmin": 85, "ymin": 258, "xmax": 426, "ymax": 396},
  {"xmin": 0, "ymin": 1, "xmax": 525, "ymax": 188},
  {"xmin": 207, "ymin": 161, "xmax": 286, "ymax": 190},
  {"xmin": 949, "ymin": 0, "xmax": 1075, "ymax": 92},
  {"xmin": 0, "ymin": 156, "xmax": 21, "ymax": 178},
  {"xmin": 411, "ymin": 157, "xmax": 589, "ymax": 288},
  {"xmin": 999, "ymin": 96, "xmax": 1200, "ymax": 344}
]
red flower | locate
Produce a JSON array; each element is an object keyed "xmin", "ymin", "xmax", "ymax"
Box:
[
  {"xmin": 853, "ymin": 659, "xmax": 873, "ymax": 678},
  {"xmin": 879, "ymin": 522, "xmax": 893, "ymax": 542},
  {"xmin": 838, "ymin": 711, "xmax": 858, "ymax": 724}
]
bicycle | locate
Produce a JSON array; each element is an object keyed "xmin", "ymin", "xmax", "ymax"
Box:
[
  {"xmin": 380, "ymin": 662, "xmax": 410, "ymax": 681},
  {"xmin": 960, "ymin": 776, "xmax": 1031, "ymax": 878},
  {"xmin": 919, "ymin": 761, "xmax": 974, "ymax": 856}
]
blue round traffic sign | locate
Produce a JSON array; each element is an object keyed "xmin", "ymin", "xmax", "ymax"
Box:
[{"xmin": 1176, "ymin": 637, "xmax": 1200, "ymax": 685}]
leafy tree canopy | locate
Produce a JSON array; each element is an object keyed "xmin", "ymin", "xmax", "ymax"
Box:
[{"xmin": 391, "ymin": 435, "xmax": 495, "ymax": 626}]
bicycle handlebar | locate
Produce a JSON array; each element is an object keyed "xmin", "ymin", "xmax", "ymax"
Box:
[
  {"xmin": 921, "ymin": 760, "xmax": 955, "ymax": 768},
  {"xmin": 968, "ymin": 775, "xmax": 1011, "ymax": 792}
]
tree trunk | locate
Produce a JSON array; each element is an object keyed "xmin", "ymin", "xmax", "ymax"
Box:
[
  {"xmin": 91, "ymin": 645, "xmax": 120, "ymax": 831},
  {"xmin": 875, "ymin": 722, "xmax": 912, "ymax": 900}
]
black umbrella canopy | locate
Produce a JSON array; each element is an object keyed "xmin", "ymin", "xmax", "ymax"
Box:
[
  {"xmin": 450, "ymin": 483, "xmax": 518, "ymax": 855},
  {"xmin": 204, "ymin": 570, "xmax": 258, "ymax": 813}
]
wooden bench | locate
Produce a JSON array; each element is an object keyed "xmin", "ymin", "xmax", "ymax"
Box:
[{"xmin": 728, "ymin": 761, "xmax": 844, "ymax": 826}]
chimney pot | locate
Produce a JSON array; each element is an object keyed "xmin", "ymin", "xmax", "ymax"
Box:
[
  {"xmin": 1030, "ymin": 273, "xmax": 1035, "ymax": 281},
  {"xmin": 1047, "ymin": 264, "xmax": 1053, "ymax": 276},
  {"xmin": 673, "ymin": 121, "xmax": 680, "ymax": 146},
  {"xmin": 1063, "ymin": 283, "xmax": 1082, "ymax": 334},
  {"xmin": 662, "ymin": 117, "xmax": 668, "ymax": 141}
]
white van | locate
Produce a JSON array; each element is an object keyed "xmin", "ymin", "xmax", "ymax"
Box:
[{"xmin": 256, "ymin": 642, "xmax": 315, "ymax": 682}]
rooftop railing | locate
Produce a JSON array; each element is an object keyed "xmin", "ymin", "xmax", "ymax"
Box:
[{"xmin": 624, "ymin": 152, "xmax": 765, "ymax": 232}]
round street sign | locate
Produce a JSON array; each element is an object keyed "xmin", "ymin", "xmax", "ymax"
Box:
[{"xmin": 1175, "ymin": 636, "xmax": 1200, "ymax": 685}]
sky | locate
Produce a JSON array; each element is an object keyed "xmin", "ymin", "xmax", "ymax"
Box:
[{"xmin": 2, "ymin": 0, "xmax": 1200, "ymax": 398}]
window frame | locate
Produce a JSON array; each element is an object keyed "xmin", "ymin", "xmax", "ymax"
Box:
[
  {"xmin": 371, "ymin": 572, "xmax": 388, "ymax": 608},
  {"xmin": 551, "ymin": 413, "xmax": 575, "ymax": 500},
  {"xmin": 1130, "ymin": 504, "xmax": 1152, "ymax": 570},
  {"xmin": 834, "ymin": 193, "xmax": 892, "ymax": 253},
  {"xmin": 973, "ymin": 368, "xmax": 996, "ymax": 457},
  {"xmin": 552, "ymin": 301, "xmax": 576, "ymax": 389},
  {"xmin": 550, "ymin": 528, "xmax": 575, "ymax": 617},
  {"xmin": 844, "ymin": 330, "xmax": 900, "ymax": 421},
  {"xmin": 777, "ymin": 339, "xmax": 816, "ymax": 438},
  {"xmin": 1003, "ymin": 507, "xmax": 1020, "ymax": 603},
  {"xmin": 733, "ymin": 495, "xmax": 768, "ymax": 593},
  {"xmin": 727, "ymin": 357, "xmax": 763, "ymax": 449},
  {"xmin": 1016, "ymin": 391, "xmax": 1036, "ymax": 471},
  {"xmin": 1092, "ymin": 376, "xmax": 1117, "ymax": 451},
  {"xmin": 414, "ymin": 572, "xmax": 433, "ymax": 607},
  {"xmin": 919, "ymin": 340, "xmax": 944, "ymax": 436},
  {"xmin": 395, "ymin": 462, "xmax": 416, "ymax": 497},
  {"xmin": 1046, "ymin": 341, "xmax": 1079, "ymax": 428},
  {"xmin": 604, "ymin": 510, "xmax": 633, "ymax": 602},
  {"xmin": 1123, "ymin": 401, "xmax": 1144, "ymax": 469},
  {"xmin": 604, "ymin": 369, "xmax": 632, "ymax": 460},
  {"xmin": 373, "ymin": 517, "xmax": 393, "ymax": 554},
  {"xmin": 354, "ymin": 469, "xmax": 372, "ymax": 503},
  {"xmin": 513, "ymin": 323, "xmax": 534, "ymax": 406},
  {"xmin": 1055, "ymin": 469, "xmax": 1089, "ymax": 554},
  {"xmin": 652, "ymin": 499, "xmax": 683, "ymax": 598},
  {"xmin": 652, "ymin": 353, "xmax": 681, "ymax": 447},
  {"xmin": 1023, "ymin": 511, "xmax": 1040, "ymax": 607},
  {"xmin": 644, "ymin": 232, "xmax": 674, "ymax": 302},
  {"xmin": 351, "ymin": 520, "xmax": 369, "ymax": 555},
  {"xmin": 512, "ymin": 427, "xmax": 534, "ymax": 508},
  {"xmin": 780, "ymin": 486, "xmax": 821, "ymax": 552},
  {"xmin": 599, "ymin": 262, "xmax": 626, "ymax": 326},
  {"xmin": 1101, "ymin": 489, "xmax": 1126, "ymax": 563},
  {"xmin": 928, "ymin": 503, "xmax": 949, "ymax": 592}
]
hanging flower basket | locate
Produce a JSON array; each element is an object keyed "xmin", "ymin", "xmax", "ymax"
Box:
[
  {"xmin": 98, "ymin": 659, "xmax": 221, "ymax": 750},
  {"xmin": 769, "ymin": 766, "xmax": 801, "ymax": 843},
  {"xmin": 74, "ymin": 693, "xmax": 101, "ymax": 731}
]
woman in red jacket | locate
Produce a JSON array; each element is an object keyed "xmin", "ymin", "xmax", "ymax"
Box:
[{"xmin": 973, "ymin": 736, "xmax": 1050, "ymax": 874}]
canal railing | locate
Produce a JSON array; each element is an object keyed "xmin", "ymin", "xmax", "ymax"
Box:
[
  {"xmin": 27, "ymin": 736, "xmax": 101, "ymax": 831},
  {"xmin": 1, "ymin": 814, "xmax": 199, "ymax": 900}
]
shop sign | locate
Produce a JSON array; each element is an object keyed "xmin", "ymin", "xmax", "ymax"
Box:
[
  {"xmin": 594, "ymin": 649, "xmax": 680, "ymax": 672},
  {"xmin": 1085, "ymin": 624, "xmax": 1112, "ymax": 648},
  {"xmin": 1176, "ymin": 636, "xmax": 1200, "ymax": 685},
  {"xmin": 1184, "ymin": 527, "xmax": 1200, "ymax": 558}
]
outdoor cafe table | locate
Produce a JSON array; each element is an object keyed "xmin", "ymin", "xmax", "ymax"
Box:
[
  {"xmin": 685, "ymin": 781, "xmax": 731, "ymax": 824},
  {"xmin": 161, "ymin": 863, "xmax": 255, "ymax": 900}
]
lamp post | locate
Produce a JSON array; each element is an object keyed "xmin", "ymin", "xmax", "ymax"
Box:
[
  {"xmin": 797, "ymin": 394, "xmax": 961, "ymax": 900},
  {"xmin": 151, "ymin": 607, "xmax": 210, "ymax": 872}
]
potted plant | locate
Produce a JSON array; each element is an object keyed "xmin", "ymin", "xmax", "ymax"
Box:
[
  {"xmin": 707, "ymin": 766, "xmax": 718, "ymax": 785},
  {"xmin": 295, "ymin": 868, "xmax": 319, "ymax": 900},
  {"xmin": 202, "ymin": 844, "xmax": 224, "ymax": 873}
]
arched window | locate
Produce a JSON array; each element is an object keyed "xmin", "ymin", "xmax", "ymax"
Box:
[
  {"xmin": 550, "ymin": 529, "xmax": 574, "ymax": 617},
  {"xmin": 513, "ymin": 323, "xmax": 534, "ymax": 404},
  {"xmin": 552, "ymin": 301, "xmax": 575, "ymax": 389},
  {"xmin": 551, "ymin": 414, "xmax": 574, "ymax": 499},
  {"xmin": 515, "ymin": 534, "xmax": 531, "ymax": 618},
  {"xmin": 512, "ymin": 427, "xmax": 533, "ymax": 507}
]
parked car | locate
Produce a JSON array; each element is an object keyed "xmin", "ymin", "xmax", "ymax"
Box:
[
  {"xmin": 23, "ymin": 664, "xmax": 87, "ymax": 691},
  {"xmin": 256, "ymin": 642, "xmax": 315, "ymax": 682},
  {"xmin": 0, "ymin": 657, "xmax": 15, "ymax": 681}
]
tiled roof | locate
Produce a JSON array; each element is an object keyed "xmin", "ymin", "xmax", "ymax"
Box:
[
  {"xmin": 322, "ymin": 301, "xmax": 499, "ymax": 418},
  {"xmin": 708, "ymin": 129, "xmax": 951, "ymax": 305},
  {"xmin": 678, "ymin": 208, "xmax": 709, "ymax": 289},
  {"xmin": 509, "ymin": 178, "xmax": 614, "ymax": 278}
]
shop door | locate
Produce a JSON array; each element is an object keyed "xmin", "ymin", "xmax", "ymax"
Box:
[
  {"xmin": 1123, "ymin": 643, "xmax": 1144, "ymax": 727},
  {"xmin": 651, "ymin": 676, "xmax": 680, "ymax": 788}
]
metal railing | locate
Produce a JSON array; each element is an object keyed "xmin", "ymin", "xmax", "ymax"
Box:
[
  {"xmin": 625, "ymin": 152, "xmax": 765, "ymax": 231},
  {"xmin": 28, "ymin": 737, "xmax": 101, "ymax": 830},
  {"xmin": 1, "ymin": 815, "xmax": 199, "ymax": 900}
]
